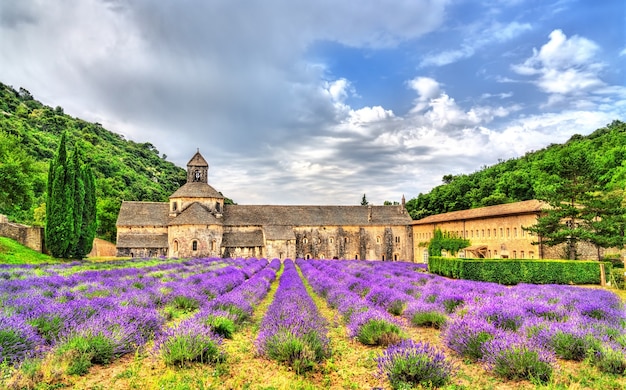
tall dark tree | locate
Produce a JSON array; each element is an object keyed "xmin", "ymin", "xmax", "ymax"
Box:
[
  {"xmin": 46, "ymin": 133, "xmax": 73, "ymax": 257},
  {"xmin": 45, "ymin": 134, "xmax": 97, "ymax": 258},
  {"xmin": 361, "ymin": 194, "xmax": 369, "ymax": 206}
]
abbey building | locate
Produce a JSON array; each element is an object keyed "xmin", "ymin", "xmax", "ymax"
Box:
[{"xmin": 116, "ymin": 151, "xmax": 414, "ymax": 260}]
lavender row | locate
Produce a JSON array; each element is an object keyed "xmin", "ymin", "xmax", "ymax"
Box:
[
  {"xmin": 0, "ymin": 257, "xmax": 271, "ymax": 368},
  {"xmin": 296, "ymin": 259, "xmax": 406, "ymax": 346},
  {"xmin": 153, "ymin": 258, "xmax": 281, "ymax": 366},
  {"xmin": 256, "ymin": 259, "xmax": 330, "ymax": 373},
  {"xmin": 302, "ymin": 259, "xmax": 626, "ymax": 379}
]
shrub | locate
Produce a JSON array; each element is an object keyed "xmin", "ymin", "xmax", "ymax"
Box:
[
  {"xmin": 482, "ymin": 337, "xmax": 554, "ymax": 384},
  {"xmin": 587, "ymin": 344, "xmax": 626, "ymax": 375},
  {"xmin": 411, "ymin": 311, "xmax": 447, "ymax": 329},
  {"xmin": 155, "ymin": 321, "xmax": 224, "ymax": 367},
  {"xmin": 551, "ymin": 331, "xmax": 599, "ymax": 361},
  {"xmin": 0, "ymin": 315, "xmax": 43, "ymax": 365},
  {"xmin": 57, "ymin": 334, "xmax": 116, "ymax": 375},
  {"xmin": 264, "ymin": 330, "xmax": 326, "ymax": 374},
  {"xmin": 202, "ymin": 314, "xmax": 236, "ymax": 339},
  {"xmin": 356, "ymin": 318, "xmax": 404, "ymax": 347},
  {"xmin": 377, "ymin": 340, "xmax": 455, "ymax": 389},
  {"xmin": 442, "ymin": 316, "xmax": 499, "ymax": 360}
]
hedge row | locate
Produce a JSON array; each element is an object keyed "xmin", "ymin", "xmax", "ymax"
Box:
[{"xmin": 427, "ymin": 256, "xmax": 613, "ymax": 285}]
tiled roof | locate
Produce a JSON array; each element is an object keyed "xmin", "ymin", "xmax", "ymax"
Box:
[
  {"xmin": 222, "ymin": 230, "xmax": 264, "ymax": 247},
  {"xmin": 412, "ymin": 200, "xmax": 547, "ymax": 225},
  {"xmin": 169, "ymin": 182, "xmax": 224, "ymax": 199},
  {"xmin": 116, "ymin": 202, "xmax": 169, "ymax": 227},
  {"xmin": 169, "ymin": 202, "xmax": 222, "ymax": 226},
  {"xmin": 116, "ymin": 233, "xmax": 168, "ymax": 248},
  {"xmin": 223, "ymin": 205, "xmax": 412, "ymax": 226}
]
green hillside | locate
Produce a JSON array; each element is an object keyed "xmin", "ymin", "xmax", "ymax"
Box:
[
  {"xmin": 406, "ymin": 119, "xmax": 626, "ymax": 219},
  {"xmin": 0, "ymin": 82, "xmax": 187, "ymax": 242}
]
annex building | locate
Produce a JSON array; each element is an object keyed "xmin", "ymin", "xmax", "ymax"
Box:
[
  {"xmin": 116, "ymin": 151, "xmax": 414, "ymax": 261},
  {"xmin": 411, "ymin": 200, "xmax": 547, "ymax": 262}
]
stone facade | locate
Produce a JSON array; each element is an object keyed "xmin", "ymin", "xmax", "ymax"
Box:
[{"xmin": 116, "ymin": 151, "xmax": 414, "ymax": 261}]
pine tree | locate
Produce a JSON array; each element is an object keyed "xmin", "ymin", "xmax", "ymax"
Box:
[{"xmin": 45, "ymin": 133, "xmax": 97, "ymax": 258}]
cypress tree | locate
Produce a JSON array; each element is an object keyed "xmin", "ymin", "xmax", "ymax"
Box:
[
  {"xmin": 45, "ymin": 133, "xmax": 97, "ymax": 258},
  {"xmin": 46, "ymin": 133, "xmax": 73, "ymax": 258},
  {"xmin": 77, "ymin": 150, "xmax": 97, "ymax": 257}
]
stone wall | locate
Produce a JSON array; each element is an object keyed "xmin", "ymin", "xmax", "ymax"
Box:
[{"xmin": 0, "ymin": 215, "xmax": 44, "ymax": 252}]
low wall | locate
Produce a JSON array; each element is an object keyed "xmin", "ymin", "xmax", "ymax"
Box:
[{"xmin": 0, "ymin": 215, "xmax": 44, "ymax": 252}]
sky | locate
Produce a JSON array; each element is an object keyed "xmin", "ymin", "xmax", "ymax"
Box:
[{"xmin": 1, "ymin": 0, "xmax": 625, "ymax": 205}]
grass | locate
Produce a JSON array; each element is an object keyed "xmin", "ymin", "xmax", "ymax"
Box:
[{"xmin": 0, "ymin": 237, "xmax": 55, "ymax": 264}]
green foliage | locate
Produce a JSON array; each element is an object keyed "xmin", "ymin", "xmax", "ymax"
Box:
[
  {"xmin": 57, "ymin": 334, "xmax": 116, "ymax": 375},
  {"xmin": 410, "ymin": 311, "xmax": 447, "ymax": 329},
  {"xmin": 489, "ymin": 347, "xmax": 553, "ymax": 384},
  {"xmin": 427, "ymin": 229, "xmax": 470, "ymax": 257},
  {"xmin": 356, "ymin": 319, "xmax": 404, "ymax": 346},
  {"xmin": 428, "ymin": 256, "xmax": 613, "ymax": 285},
  {"xmin": 361, "ymin": 193, "xmax": 368, "ymax": 206},
  {"xmin": 265, "ymin": 330, "xmax": 328, "ymax": 374},
  {"xmin": 0, "ymin": 82, "xmax": 188, "ymax": 241},
  {"xmin": 202, "ymin": 315, "xmax": 236, "ymax": 339},
  {"xmin": 587, "ymin": 344, "xmax": 626, "ymax": 375},
  {"xmin": 159, "ymin": 332, "xmax": 223, "ymax": 367}
]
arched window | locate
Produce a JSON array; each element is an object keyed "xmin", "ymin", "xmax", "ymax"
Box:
[
  {"xmin": 382, "ymin": 254, "xmax": 385, "ymax": 261},
  {"xmin": 303, "ymin": 238, "xmax": 308, "ymax": 244},
  {"xmin": 192, "ymin": 240, "xmax": 198, "ymax": 251},
  {"xmin": 172, "ymin": 202, "xmax": 177, "ymax": 211},
  {"xmin": 376, "ymin": 236, "xmax": 381, "ymax": 244},
  {"xmin": 211, "ymin": 240, "xmax": 216, "ymax": 251},
  {"xmin": 173, "ymin": 240, "xmax": 179, "ymax": 252},
  {"xmin": 329, "ymin": 237, "xmax": 334, "ymax": 244},
  {"xmin": 354, "ymin": 254, "xmax": 358, "ymax": 260},
  {"xmin": 394, "ymin": 253, "xmax": 398, "ymax": 261},
  {"xmin": 216, "ymin": 202, "xmax": 221, "ymax": 212}
]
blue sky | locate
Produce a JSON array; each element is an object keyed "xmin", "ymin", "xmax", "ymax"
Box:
[{"xmin": 1, "ymin": 0, "xmax": 625, "ymax": 205}]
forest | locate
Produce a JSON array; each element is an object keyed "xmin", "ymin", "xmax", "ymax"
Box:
[
  {"xmin": 405, "ymin": 120, "xmax": 626, "ymax": 220},
  {"xmin": 1, "ymin": 80, "xmax": 625, "ymax": 243}
]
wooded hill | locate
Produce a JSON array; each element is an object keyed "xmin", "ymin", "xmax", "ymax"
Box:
[
  {"xmin": 0, "ymin": 82, "xmax": 187, "ymax": 242},
  {"xmin": 405, "ymin": 119, "xmax": 626, "ymax": 220}
]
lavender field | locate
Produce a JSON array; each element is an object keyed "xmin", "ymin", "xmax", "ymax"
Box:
[{"xmin": 0, "ymin": 257, "xmax": 624, "ymax": 389}]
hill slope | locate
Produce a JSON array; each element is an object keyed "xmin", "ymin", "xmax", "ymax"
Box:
[
  {"xmin": 0, "ymin": 83, "xmax": 187, "ymax": 241},
  {"xmin": 406, "ymin": 119, "xmax": 626, "ymax": 219}
]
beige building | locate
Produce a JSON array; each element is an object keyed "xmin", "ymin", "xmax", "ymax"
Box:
[
  {"xmin": 411, "ymin": 200, "xmax": 547, "ymax": 261},
  {"xmin": 116, "ymin": 151, "xmax": 414, "ymax": 261}
]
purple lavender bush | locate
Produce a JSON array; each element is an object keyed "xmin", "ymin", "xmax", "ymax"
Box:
[
  {"xmin": 377, "ymin": 339, "xmax": 455, "ymax": 389},
  {"xmin": 0, "ymin": 314, "xmax": 44, "ymax": 366},
  {"xmin": 154, "ymin": 318, "xmax": 224, "ymax": 367},
  {"xmin": 481, "ymin": 334, "xmax": 555, "ymax": 384},
  {"xmin": 256, "ymin": 260, "xmax": 330, "ymax": 373}
]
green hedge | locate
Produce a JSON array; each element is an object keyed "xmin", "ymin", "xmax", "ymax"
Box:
[{"xmin": 428, "ymin": 257, "xmax": 613, "ymax": 285}]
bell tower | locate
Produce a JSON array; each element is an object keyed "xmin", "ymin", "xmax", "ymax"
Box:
[{"xmin": 187, "ymin": 148, "xmax": 209, "ymax": 183}]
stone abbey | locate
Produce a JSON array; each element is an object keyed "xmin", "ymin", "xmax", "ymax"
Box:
[{"xmin": 116, "ymin": 151, "xmax": 414, "ymax": 260}]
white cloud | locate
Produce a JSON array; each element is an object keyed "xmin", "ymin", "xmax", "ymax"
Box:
[{"xmin": 512, "ymin": 29, "xmax": 606, "ymax": 96}]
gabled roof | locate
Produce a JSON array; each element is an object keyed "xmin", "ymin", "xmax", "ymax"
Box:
[
  {"xmin": 116, "ymin": 202, "xmax": 169, "ymax": 227},
  {"xmin": 411, "ymin": 200, "xmax": 546, "ymax": 225},
  {"xmin": 169, "ymin": 182, "xmax": 224, "ymax": 199},
  {"xmin": 223, "ymin": 205, "xmax": 412, "ymax": 226},
  {"xmin": 169, "ymin": 202, "xmax": 222, "ymax": 226},
  {"xmin": 222, "ymin": 230, "xmax": 264, "ymax": 247},
  {"xmin": 187, "ymin": 151, "xmax": 208, "ymax": 167},
  {"xmin": 116, "ymin": 233, "xmax": 168, "ymax": 248}
]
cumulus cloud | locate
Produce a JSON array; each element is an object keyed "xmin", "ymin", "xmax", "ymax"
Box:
[{"xmin": 512, "ymin": 29, "xmax": 607, "ymax": 97}]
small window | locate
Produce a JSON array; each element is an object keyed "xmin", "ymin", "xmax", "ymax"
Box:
[
  {"xmin": 344, "ymin": 237, "xmax": 349, "ymax": 243},
  {"xmin": 355, "ymin": 254, "xmax": 358, "ymax": 260},
  {"xmin": 394, "ymin": 254, "xmax": 399, "ymax": 261},
  {"xmin": 192, "ymin": 240, "xmax": 198, "ymax": 251},
  {"xmin": 514, "ymin": 228, "xmax": 517, "ymax": 237},
  {"xmin": 211, "ymin": 240, "xmax": 216, "ymax": 251},
  {"xmin": 329, "ymin": 237, "xmax": 334, "ymax": 244},
  {"xmin": 376, "ymin": 236, "xmax": 381, "ymax": 244},
  {"xmin": 172, "ymin": 202, "xmax": 178, "ymax": 211},
  {"xmin": 382, "ymin": 254, "xmax": 385, "ymax": 261},
  {"xmin": 395, "ymin": 236, "xmax": 400, "ymax": 244},
  {"xmin": 506, "ymin": 228, "xmax": 510, "ymax": 237},
  {"xmin": 303, "ymin": 238, "xmax": 308, "ymax": 244},
  {"xmin": 216, "ymin": 202, "xmax": 221, "ymax": 212}
]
